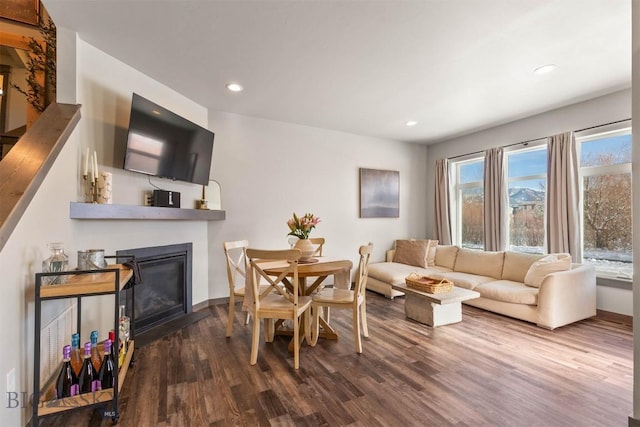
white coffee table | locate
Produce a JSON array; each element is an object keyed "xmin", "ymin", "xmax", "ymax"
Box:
[{"xmin": 391, "ymin": 283, "xmax": 480, "ymax": 327}]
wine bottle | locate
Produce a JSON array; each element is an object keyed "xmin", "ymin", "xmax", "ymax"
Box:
[
  {"xmin": 70, "ymin": 333, "xmax": 83, "ymax": 377},
  {"xmin": 98, "ymin": 339, "xmax": 116, "ymax": 389},
  {"xmin": 90, "ymin": 330, "xmax": 102, "ymax": 371},
  {"xmin": 109, "ymin": 329, "xmax": 118, "ymax": 360},
  {"xmin": 109, "ymin": 329, "xmax": 124, "ymax": 369},
  {"xmin": 78, "ymin": 342, "xmax": 100, "ymax": 393},
  {"xmin": 54, "ymin": 345, "xmax": 78, "ymax": 398}
]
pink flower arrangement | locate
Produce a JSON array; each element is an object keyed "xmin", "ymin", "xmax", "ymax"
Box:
[{"xmin": 287, "ymin": 213, "xmax": 321, "ymax": 240}]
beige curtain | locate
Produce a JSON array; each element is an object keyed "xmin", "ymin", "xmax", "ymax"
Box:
[
  {"xmin": 434, "ymin": 159, "xmax": 452, "ymax": 245},
  {"xmin": 546, "ymin": 131, "xmax": 581, "ymax": 262},
  {"xmin": 483, "ymin": 147, "xmax": 508, "ymax": 251}
]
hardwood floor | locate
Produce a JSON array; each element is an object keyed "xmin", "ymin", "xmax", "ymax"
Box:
[{"xmin": 40, "ymin": 291, "xmax": 632, "ymax": 426}]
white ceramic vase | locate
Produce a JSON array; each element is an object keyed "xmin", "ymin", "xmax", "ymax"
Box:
[{"xmin": 294, "ymin": 238, "xmax": 315, "ymax": 261}]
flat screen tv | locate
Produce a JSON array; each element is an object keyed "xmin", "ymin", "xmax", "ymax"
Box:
[{"xmin": 123, "ymin": 93, "xmax": 214, "ymax": 186}]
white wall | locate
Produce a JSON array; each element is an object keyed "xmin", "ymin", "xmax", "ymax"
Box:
[
  {"xmin": 0, "ymin": 34, "xmax": 428, "ymax": 425},
  {"xmin": 206, "ymin": 110, "xmax": 428, "ymax": 298},
  {"xmin": 425, "ymin": 88, "xmax": 632, "ymax": 315},
  {"xmin": 73, "ymin": 38, "xmax": 212, "ymax": 321}
]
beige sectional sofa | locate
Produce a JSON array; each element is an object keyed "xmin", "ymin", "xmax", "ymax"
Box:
[{"xmin": 367, "ymin": 244, "xmax": 597, "ymax": 329}]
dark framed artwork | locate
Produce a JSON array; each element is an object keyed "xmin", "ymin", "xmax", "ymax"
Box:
[
  {"xmin": 359, "ymin": 168, "xmax": 399, "ymax": 218},
  {"xmin": 0, "ymin": 0, "xmax": 40, "ymax": 26}
]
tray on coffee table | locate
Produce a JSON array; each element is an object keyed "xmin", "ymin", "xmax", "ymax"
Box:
[{"xmin": 405, "ymin": 273, "xmax": 453, "ymax": 294}]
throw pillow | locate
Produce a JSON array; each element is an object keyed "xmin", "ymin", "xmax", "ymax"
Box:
[
  {"xmin": 426, "ymin": 240, "xmax": 438, "ymax": 266},
  {"xmin": 393, "ymin": 239, "xmax": 429, "ymax": 268},
  {"xmin": 523, "ymin": 253, "xmax": 572, "ymax": 288}
]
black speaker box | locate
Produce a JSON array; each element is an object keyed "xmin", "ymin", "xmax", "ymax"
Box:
[{"xmin": 152, "ymin": 190, "xmax": 181, "ymax": 208}]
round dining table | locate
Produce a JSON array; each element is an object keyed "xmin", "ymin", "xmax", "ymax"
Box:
[{"xmin": 262, "ymin": 257, "xmax": 353, "ymax": 346}]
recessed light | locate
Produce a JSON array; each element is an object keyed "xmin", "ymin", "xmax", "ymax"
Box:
[
  {"xmin": 226, "ymin": 82, "xmax": 243, "ymax": 92},
  {"xmin": 152, "ymin": 110, "xmax": 161, "ymax": 115},
  {"xmin": 533, "ymin": 64, "xmax": 557, "ymax": 75},
  {"xmin": 405, "ymin": 121, "xmax": 418, "ymax": 127}
]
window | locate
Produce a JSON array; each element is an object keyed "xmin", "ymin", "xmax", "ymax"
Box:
[
  {"xmin": 578, "ymin": 124, "xmax": 632, "ymax": 279},
  {"xmin": 447, "ymin": 121, "xmax": 632, "ymax": 279},
  {"xmin": 452, "ymin": 158, "xmax": 484, "ymax": 249},
  {"xmin": 506, "ymin": 146, "xmax": 547, "ymax": 254}
]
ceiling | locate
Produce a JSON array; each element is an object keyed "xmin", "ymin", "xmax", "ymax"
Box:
[{"xmin": 42, "ymin": 0, "xmax": 631, "ymax": 144}]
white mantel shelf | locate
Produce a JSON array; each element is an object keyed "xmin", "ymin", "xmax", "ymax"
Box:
[{"xmin": 70, "ymin": 202, "xmax": 226, "ymax": 221}]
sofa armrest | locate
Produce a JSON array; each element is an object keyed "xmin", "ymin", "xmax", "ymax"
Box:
[
  {"xmin": 385, "ymin": 249, "xmax": 395, "ymax": 262},
  {"xmin": 536, "ymin": 263, "xmax": 596, "ymax": 329}
]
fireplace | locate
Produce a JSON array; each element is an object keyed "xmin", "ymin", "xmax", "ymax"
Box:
[{"xmin": 117, "ymin": 242, "xmax": 193, "ymax": 340}]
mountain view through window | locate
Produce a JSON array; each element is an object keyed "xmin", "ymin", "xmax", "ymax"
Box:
[{"xmin": 507, "ymin": 148, "xmax": 546, "ymax": 254}]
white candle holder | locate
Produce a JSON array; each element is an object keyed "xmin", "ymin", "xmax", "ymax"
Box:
[{"xmin": 83, "ymin": 174, "xmax": 98, "ymax": 203}]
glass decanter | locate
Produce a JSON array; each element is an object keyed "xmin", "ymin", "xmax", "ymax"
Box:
[{"xmin": 42, "ymin": 242, "xmax": 69, "ymax": 284}]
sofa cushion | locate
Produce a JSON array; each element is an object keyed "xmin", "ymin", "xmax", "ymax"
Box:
[
  {"xmin": 368, "ymin": 262, "xmax": 450, "ymax": 286},
  {"xmin": 524, "ymin": 253, "xmax": 572, "ymax": 288},
  {"xmin": 502, "ymin": 251, "xmax": 544, "ymax": 283},
  {"xmin": 453, "ymin": 248, "xmax": 504, "ymax": 279},
  {"xmin": 393, "ymin": 239, "xmax": 432, "ymax": 268},
  {"xmin": 434, "ymin": 245, "xmax": 459, "ymax": 270},
  {"xmin": 435, "ymin": 272, "xmax": 495, "ymax": 290},
  {"xmin": 426, "ymin": 240, "xmax": 438, "ymax": 266},
  {"xmin": 475, "ymin": 280, "xmax": 538, "ymax": 305}
]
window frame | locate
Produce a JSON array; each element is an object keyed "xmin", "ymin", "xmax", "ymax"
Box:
[
  {"xmin": 450, "ymin": 155, "xmax": 484, "ymax": 248},
  {"xmin": 576, "ymin": 122, "xmax": 632, "ymax": 279}
]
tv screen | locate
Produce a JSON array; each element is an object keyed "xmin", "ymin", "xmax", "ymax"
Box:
[{"xmin": 123, "ymin": 93, "xmax": 214, "ymax": 186}]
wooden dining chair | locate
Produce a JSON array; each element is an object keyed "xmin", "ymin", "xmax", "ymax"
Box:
[
  {"xmin": 310, "ymin": 243, "xmax": 373, "ymax": 353},
  {"xmin": 309, "ymin": 237, "xmax": 325, "ymax": 257},
  {"xmin": 246, "ymin": 248, "xmax": 312, "ymax": 370},
  {"xmin": 223, "ymin": 240, "xmax": 271, "ymax": 338}
]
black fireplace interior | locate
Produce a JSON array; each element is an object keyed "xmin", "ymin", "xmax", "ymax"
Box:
[{"xmin": 117, "ymin": 242, "xmax": 193, "ymax": 340}]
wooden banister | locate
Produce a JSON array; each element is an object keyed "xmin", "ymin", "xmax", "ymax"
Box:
[{"xmin": 0, "ymin": 102, "xmax": 81, "ymax": 252}]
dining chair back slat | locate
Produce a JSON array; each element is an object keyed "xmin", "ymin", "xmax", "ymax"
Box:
[
  {"xmin": 310, "ymin": 237, "xmax": 325, "ymax": 257},
  {"xmin": 354, "ymin": 243, "xmax": 373, "ymax": 300}
]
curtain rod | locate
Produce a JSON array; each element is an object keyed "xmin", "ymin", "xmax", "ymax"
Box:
[
  {"xmin": 447, "ymin": 118, "xmax": 631, "ymax": 161},
  {"xmin": 574, "ymin": 118, "xmax": 630, "ymax": 133}
]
